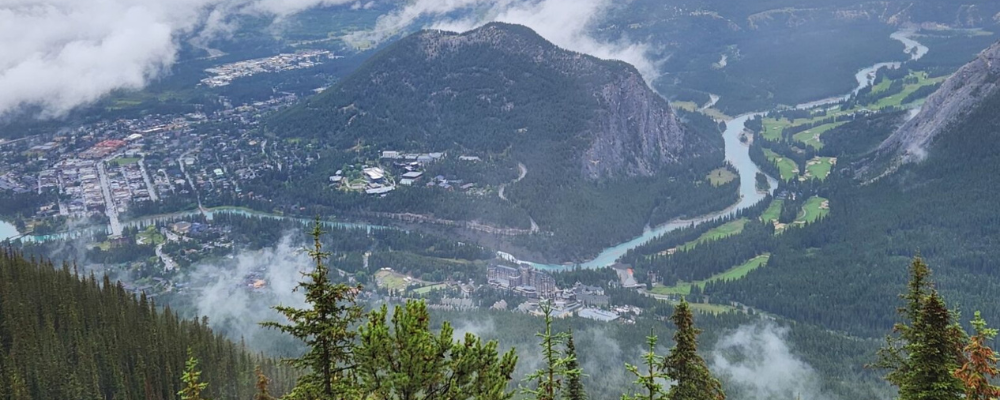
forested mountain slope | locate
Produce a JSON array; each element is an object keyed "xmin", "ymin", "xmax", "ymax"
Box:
[
  {"xmin": 0, "ymin": 249, "xmax": 294, "ymax": 399},
  {"xmin": 877, "ymin": 40, "xmax": 1000, "ymax": 165},
  {"xmin": 710, "ymin": 48, "xmax": 1000, "ymax": 337},
  {"xmin": 271, "ymin": 22, "xmax": 720, "ymax": 180}
]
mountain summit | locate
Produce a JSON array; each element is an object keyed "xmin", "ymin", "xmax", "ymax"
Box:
[{"xmin": 271, "ymin": 22, "xmax": 719, "ymax": 180}]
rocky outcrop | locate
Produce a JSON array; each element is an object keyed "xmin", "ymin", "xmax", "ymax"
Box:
[
  {"xmin": 278, "ymin": 22, "xmax": 716, "ymax": 181},
  {"xmin": 877, "ymin": 41, "xmax": 1000, "ymax": 163},
  {"xmin": 583, "ymin": 72, "xmax": 695, "ymax": 179}
]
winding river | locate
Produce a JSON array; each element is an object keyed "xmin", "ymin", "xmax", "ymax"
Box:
[{"xmin": 5, "ymin": 30, "xmax": 927, "ymax": 273}]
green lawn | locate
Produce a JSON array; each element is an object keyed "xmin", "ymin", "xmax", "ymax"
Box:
[
  {"xmin": 412, "ymin": 284, "xmax": 448, "ymax": 295},
  {"xmin": 136, "ymin": 226, "xmax": 165, "ymax": 245},
  {"xmin": 791, "ymin": 121, "xmax": 847, "ymax": 150},
  {"xmin": 760, "ymin": 200, "xmax": 783, "ymax": 223},
  {"xmin": 805, "ymin": 157, "xmax": 835, "ymax": 181},
  {"xmin": 375, "ymin": 270, "xmax": 411, "ymax": 291},
  {"xmin": 796, "ymin": 196, "xmax": 830, "ymax": 224},
  {"xmin": 649, "ymin": 253, "xmax": 770, "ymax": 296},
  {"xmin": 872, "ymin": 71, "xmax": 948, "ymax": 109},
  {"xmin": 706, "ymin": 167, "xmax": 737, "ymax": 186},
  {"xmin": 677, "ymin": 218, "xmax": 748, "ymax": 252},
  {"xmin": 688, "ymin": 303, "xmax": 739, "ymax": 315},
  {"xmin": 763, "ymin": 148, "xmax": 799, "ymax": 181}
]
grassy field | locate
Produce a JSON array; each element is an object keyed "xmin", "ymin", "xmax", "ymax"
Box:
[
  {"xmin": 649, "ymin": 253, "xmax": 770, "ymax": 296},
  {"xmin": 796, "ymin": 196, "xmax": 830, "ymax": 224},
  {"xmin": 672, "ymin": 101, "xmax": 699, "ymax": 112},
  {"xmin": 760, "ymin": 200, "xmax": 783, "ymax": 223},
  {"xmin": 412, "ymin": 283, "xmax": 448, "ymax": 295},
  {"xmin": 109, "ymin": 157, "xmax": 140, "ymax": 167},
  {"xmin": 763, "ymin": 148, "xmax": 799, "ymax": 181},
  {"xmin": 804, "ymin": 157, "xmax": 835, "ymax": 181},
  {"xmin": 136, "ymin": 226, "xmax": 165, "ymax": 245},
  {"xmin": 791, "ymin": 121, "xmax": 847, "ymax": 150},
  {"xmin": 375, "ymin": 270, "xmax": 411, "ymax": 291},
  {"xmin": 688, "ymin": 302, "xmax": 740, "ymax": 315},
  {"xmin": 706, "ymin": 167, "xmax": 737, "ymax": 186},
  {"xmin": 676, "ymin": 218, "xmax": 748, "ymax": 252},
  {"xmin": 873, "ymin": 72, "xmax": 948, "ymax": 109}
]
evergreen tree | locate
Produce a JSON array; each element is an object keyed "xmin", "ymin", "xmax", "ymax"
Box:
[
  {"xmin": 873, "ymin": 256, "xmax": 932, "ymax": 386},
  {"xmin": 179, "ymin": 350, "xmax": 209, "ymax": 400},
  {"xmin": 563, "ymin": 331, "xmax": 586, "ymax": 400},
  {"xmin": 622, "ymin": 332, "xmax": 667, "ymax": 400},
  {"xmin": 262, "ymin": 219, "xmax": 364, "ymax": 399},
  {"xmin": 354, "ymin": 300, "xmax": 517, "ymax": 399},
  {"xmin": 954, "ymin": 311, "xmax": 1000, "ymax": 400},
  {"xmin": 254, "ymin": 366, "xmax": 276, "ymax": 400},
  {"xmin": 523, "ymin": 304, "xmax": 578, "ymax": 400},
  {"xmin": 901, "ymin": 290, "xmax": 964, "ymax": 400},
  {"xmin": 664, "ymin": 300, "xmax": 725, "ymax": 400}
]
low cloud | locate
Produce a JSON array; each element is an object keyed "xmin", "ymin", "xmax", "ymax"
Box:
[
  {"xmin": 0, "ymin": 0, "xmax": 356, "ymax": 119},
  {"xmin": 345, "ymin": 0, "xmax": 659, "ymax": 83},
  {"xmin": 711, "ymin": 323, "xmax": 831, "ymax": 400},
  {"xmin": 189, "ymin": 234, "xmax": 311, "ymax": 353}
]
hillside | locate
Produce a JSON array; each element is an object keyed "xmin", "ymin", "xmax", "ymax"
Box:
[
  {"xmin": 271, "ymin": 22, "xmax": 719, "ymax": 180},
  {"xmin": 877, "ymin": 40, "xmax": 1000, "ymax": 164},
  {"xmin": 264, "ymin": 23, "xmax": 733, "ymax": 261},
  {"xmin": 0, "ymin": 249, "xmax": 294, "ymax": 399}
]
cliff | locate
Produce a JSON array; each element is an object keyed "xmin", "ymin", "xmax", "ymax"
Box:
[{"xmin": 877, "ymin": 41, "xmax": 1000, "ymax": 164}]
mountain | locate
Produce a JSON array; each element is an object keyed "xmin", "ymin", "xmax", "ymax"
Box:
[
  {"xmin": 270, "ymin": 22, "xmax": 719, "ymax": 181},
  {"xmin": 0, "ymin": 250, "xmax": 295, "ymax": 399},
  {"xmin": 877, "ymin": 40, "xmax": 1000, "ymax": 164}
]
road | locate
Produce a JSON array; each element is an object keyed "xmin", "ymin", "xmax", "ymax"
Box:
[
  {"xmin": 156, "ymin": 242, "xmax": 178, "ymax": 272},
  {"xmin": 496, "ymin": 163, "xmax": 539, "ymax": 233},
  {"xmin": 138, "ymin": 157, "xmax": 159, "ymax": 201},
  {"xmin": 97, "ymin": 159, "xmax": 123, "ymax": 237},
  {"xmin": 498, "ymin": 162, "xmax": 527, "ymax": 201},
  {"xmin": 178, "ymin": 150, "xmax": 203, "ymax": 210}
]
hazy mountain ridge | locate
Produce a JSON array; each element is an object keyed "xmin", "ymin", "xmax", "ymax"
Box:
[{"xmin": 272, "ymin": 22, "xmax": 718, "ymax": 180}]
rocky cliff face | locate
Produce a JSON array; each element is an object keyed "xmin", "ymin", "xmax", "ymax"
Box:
[
  {"xmin": 274, "ymin": 22, "xmax": 717, "ymax": 181},
  {"xmin": 412, "ymin": 23, "xmax": 710, "ymax": 180},
  {"xmin": 877, "ymin": 41, "xmax": 1000, "ymax": 163}
]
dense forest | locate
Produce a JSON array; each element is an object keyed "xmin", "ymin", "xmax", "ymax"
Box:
[{"xmin": 0, "ymin": 249, "xmax": 296, "ymax": 399}]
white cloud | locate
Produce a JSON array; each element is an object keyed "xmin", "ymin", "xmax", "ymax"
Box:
[
  {"xmin": 711, "ymin": 323, "xmax": 832, "ymax": 400},
  {"xmin": 345, "ymin": 0, "xmax": 658, "ymax": 83},
  {"xmin": 0, "ymin": 0, "xmax": 356, "ymax": 118}
]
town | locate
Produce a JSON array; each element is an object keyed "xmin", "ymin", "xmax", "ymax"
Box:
[{"xmin": 200, "ymin": 50, "xmax": 338, "ymax": 87}]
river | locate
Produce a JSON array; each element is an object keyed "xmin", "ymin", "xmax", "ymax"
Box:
[
  {"xmin": 0, "ymin": 220, "xmax": 19, "ymax": 242},
  {"xmin": 10, "ymin": 30, "xmax": 926, "ymax": 273},
  {"xmin": 517, "ymin": 114, "xmax": 779, "ymax": 271}
]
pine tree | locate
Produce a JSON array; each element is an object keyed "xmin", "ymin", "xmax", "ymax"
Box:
[
  {"xmin": 254, "ymin": 366, "xmax": 276, "ymax": 400},
  {"xmin": 954, "ymin": 311, "xmax": 1000, "ymax": 400},
  {"xmin": 354, "ymin": 300, "xmax": 517, "ymax": 399},
  {"xmin": 563, "ymin": 331, "xmax": 586, "ymax": 400},
  {"xmin": 664, "ymin": 300, "xmax": 725, "ymax": 400},
  {"xmin": 902, "ymin": 290, "xmax": 964, "ymax": 400},
  {"xmin": 872, "ymin": 256, "xmax": 931, "ymax": 386},
  {"xmin": 178, "ymin": 350, "xmax": 209, "ymax": 400},
  {"xmin": 622, "ymin": 332, "xmax": 667, "ymax": 400},
  {"xmin": 523, "ymin": 304, "xmax": 578, "ymax": 400},
  {"xmin": 262, "ymin": 219, "xmax": 364, "ymax": 399}
]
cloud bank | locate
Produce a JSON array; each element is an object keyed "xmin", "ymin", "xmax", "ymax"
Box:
[
  {"xmin": 711, "ymin": 323, "xmax": 831, "ymax": 400},
  {"xmin": 0, "ymin": 0, "xmax": 354, "ymax": 118},
  {"xmin": 345, "ymin": 0, "xmax": 658, "ymax": 83}
]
